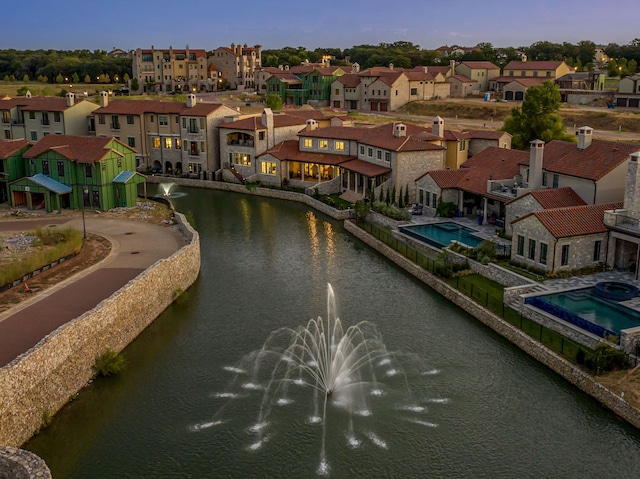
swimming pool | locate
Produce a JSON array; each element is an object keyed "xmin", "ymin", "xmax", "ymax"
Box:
[
  {"xmin": 525, "ymin": 287, "xmax": 640, "ymax": 338},
  {"xmin": 400, "ymin": 221, "xmax": 484, "ymax": 249}
]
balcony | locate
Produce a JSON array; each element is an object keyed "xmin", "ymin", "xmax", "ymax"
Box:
[
  {"xmin": 604, "ymin": 209, "xmax": 640, "ymax": 235},
  {"xmin": 487, "ymin": 179, "xmax": 529, "ymax": 199},
  {"xmin": 111, "ymin": 123, "xmax": 121, "ymax": 130}
]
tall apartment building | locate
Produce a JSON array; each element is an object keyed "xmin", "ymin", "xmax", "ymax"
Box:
[
  {"xmin": 131, "ymin": 46, "xmax": 214, "ymax": 94},
  {"xmin": 208, "ymin": 43, "xmax": 262, "ymax": 90},
  {"xmin": 91, "ymin": 92, "xmax": 239, "ymax": 175}
]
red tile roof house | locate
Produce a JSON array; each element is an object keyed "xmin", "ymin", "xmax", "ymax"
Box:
[
  {"xmin": 258, "ymin": 121, "xmax": 445, "ymax": 201},
  {"xmin": 510, "ymin": 202, "xmax": 621, "ymax": 274}
]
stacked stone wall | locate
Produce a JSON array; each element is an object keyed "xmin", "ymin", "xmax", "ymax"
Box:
[{"xmin": 0, "ymin": 213, "xmax": 200, "ymax": 448}]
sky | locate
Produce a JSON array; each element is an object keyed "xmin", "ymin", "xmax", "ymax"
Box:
[{"xmin": 4, "ymin": 0, "xmax": 639, "ymax": 52}]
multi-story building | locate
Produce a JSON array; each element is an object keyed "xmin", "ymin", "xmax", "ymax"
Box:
[
  {"xmin": 0, "ymin": 138, "xmax": 30, "ymax": 203},
  {"xmin": 454, "ymin": 61, "xmax": 501, "ymax": 92},
  {"xmin": 91, "ymin": 92, "xmax": 239, "ymax": 176},
  {"xmin": 131, "ymin": 46, "xmax": 211, "ymax": 94},
  {"xmin": 490, "ymin": 60, "xmax": 573, "ymax": 98},
  {"xmin": 10, "ymin": 135, "xmax": 143, "ymax": 212},
  {"xmin": 208, "ymin": 43, "xmax": 262, "ymax": 90},
  {"xmin": 0, "ymin": 93, "xmax": 98, "ymax": 141},
  {"xmin": 266, "ymin": 66, "xmax": 346, "ymax": 107}
]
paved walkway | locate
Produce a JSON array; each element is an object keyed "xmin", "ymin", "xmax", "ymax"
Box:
[{"xmin": 0, "ymin": 215, "xmax": 186, "ymax": 367}]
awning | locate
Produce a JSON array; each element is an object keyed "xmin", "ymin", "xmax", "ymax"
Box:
[
  {"xmin": 339, "ymin": 159, "xmax": 391, "ymax": 177},
  {"xmin": 24, "ymin": 173, "xmax": 72, "ymax": 194},
  {"xmin": 113, "ymin": 171, "xmax": 147, "ymax": 184}
]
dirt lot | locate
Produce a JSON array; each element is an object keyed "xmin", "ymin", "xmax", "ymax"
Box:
[{"xmin": 0, "ymin": 201, "xmax": 173, "ymax": 313}]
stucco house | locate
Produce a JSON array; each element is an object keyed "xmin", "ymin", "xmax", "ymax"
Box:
[{"xmin": 454, "ymin": 61, "xmax": 501, "ymax": 92}]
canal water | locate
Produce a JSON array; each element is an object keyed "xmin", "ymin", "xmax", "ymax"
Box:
[{"xmin": 26, "ymin": 185, "xmax": 640, "ymax": 478}]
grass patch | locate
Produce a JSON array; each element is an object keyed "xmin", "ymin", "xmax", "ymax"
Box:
[
  {"xmin": 451, "ymin": 273, "xmax": 505, "ymax": 301},
  {"xmin": 496, "ymin": 262, "xmax": 546, "ymax": 282},
  {"xmin": 0, "ymin": 227, "xmax": 82, "ymax": 287},
  {"xmin": 93, "ymin": 349, "xmax": 126, "ymax": 377}
]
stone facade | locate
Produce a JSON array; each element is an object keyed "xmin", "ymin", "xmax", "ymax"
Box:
[
  {"xmin": 0, "ymin": 446, "xmax": 51, "ymax": 479},
  {"xmin": 0, "ymin": 213, "xmax": 200, "ymax": 447},
  {"xmin": 345, "ymin": 220, "xmax": 640, "ymax": 430}
]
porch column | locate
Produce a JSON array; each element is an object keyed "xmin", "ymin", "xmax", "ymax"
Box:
[
  {"xmin": 458, "ymin": 190, "xmax": 464, "ymax": 215},
  {"xmin": 483, "ymin": 197, "xmax": 488, "ymax": 225}
]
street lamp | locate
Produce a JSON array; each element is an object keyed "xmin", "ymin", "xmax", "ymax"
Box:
[{"xmin": 81, "ymin": 186, "xmax": 88, "ymax": 239}]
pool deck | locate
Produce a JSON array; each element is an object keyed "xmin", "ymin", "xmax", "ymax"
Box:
[{"xmin": 407, "ymin": 213, "xmax": 640, "ymax": 312}]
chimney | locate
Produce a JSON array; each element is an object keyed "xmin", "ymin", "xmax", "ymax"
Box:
[
  {"xmin": 305, "ymin": 119, "xmax": 318, "ymax": 131},
  {"xmin": 262, "ymin": 108, "xmax": 275, "ymax": 148},
  {"xmin": 186, "ymin": 93, "xmax": 197, "ymax": 108},
  {"xmin": 577, "ymin": 126, "xmax": 593, "ymax": 149},
  {"xmin": 450, "ymin": 60, "xmax": 456, "ymax": 76},
  {"xmin": 389, "ymin": 63, "xmax": 394, "ymax": 70},
  {"xmin": 624, "ymin": 152, "xmax": 640, "ymax": 217},
  {"xmin": 423, "ymin": 66, "xmax": 428, "ymax": 73},
  {"xmin": 528, "ymin": 139, "xmax": 545, "ymax": 189},
  {"xmin": 394, "ymin": 123, "xmax": 407, "ymax": 138},
  {"xmin": 65, "ymin": 92, "xmax": 75, "ymax": 107},
  {"xmin": 99, "ymin": 91, "xmax": 109, "ymax": 108},
  {"xmin": 352, "ymin": 62, "xmax": 360, "ymax": 73},
  {"xmin": 432, "ymin": 116, "xmax": 444, "ymax": 138}
]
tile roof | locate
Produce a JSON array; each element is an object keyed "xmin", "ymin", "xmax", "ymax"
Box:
[
  {"xmin": 447, "ymin": 74, "xmax": 476, "ymax": 83},
  {"xmin": 93, "ymin": 99, "xmax": 232, "ymax": 117},
  {"xmin": 458, "ymin": 61, "xmax": 500, "ymax": 70},
  {"xmin": 456, "ymin": 147, "xmax": 529, "ymax": 197},
  {"xmin": 23, "ymin": 135, "xmax": 125, "ymax": 163},
  {"xmin": 508, "ymin": 187, "xmax": 586, "ymax": 208},
  {"xmin": 463, "ymin": 129, "xmax": 510, "ymax": 140},
  {"xmin": 339, "ymin": 158, "xmax": 391, "ymax": 176},
  {"xmin": 263, "ymin": 140, "xmax": 351, "ymax": 166},
  {"xmin": 0, "ymin": 138, "xmax": 29, "ymax": 158},
  {"xmin": 336, "ymin": 74, "xmax": 362, "ymax": 88},
  {"xmin": 443, "ymin": 129, "xmax": 470, "ymax": 141},
  {"xmin": 505, "ymin": 77, "xmax": 547, "ymax": 87},
  {"xmin": 523, "ymin": 138, "xmax": 640, "ymax": 181},
  {"xmin": 219, "ymin": 112, "xmax": 307, "ymax": 130},
  {"xmin": 521, "ymin": 202, "xmax": 622, "ymax": 238},
  {"xmin": 504, "ymin": 60, "xmax": 566, "ymax": 70},
  {"xmin": 7, "ymin": 96, "xmax": 88, "ymax": 112},
  {"xmin": 423, "ymin": 168, "xmax": 467, "ymax": 188}
]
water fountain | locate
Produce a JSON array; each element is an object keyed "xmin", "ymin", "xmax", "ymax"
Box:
[
  {"xmin": 158, "ymin": 183, "xmax": 186, "ymax": 199},
  {"xmin": 193, "ymin": 283, "xmax": 441, "ymax": 476}
]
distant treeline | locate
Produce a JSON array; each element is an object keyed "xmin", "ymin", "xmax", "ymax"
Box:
[
  {"xmin": 0, "ymin": 49, "xmax": 131, "ymax": 83},
  {"xmin": 262, "ymin": 39, "xmax": 640, "ymax": 76}
]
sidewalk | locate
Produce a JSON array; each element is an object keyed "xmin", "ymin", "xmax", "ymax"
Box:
[{"xmin": 0, "ymin": 216, "xmax": 186, "ymax": 367}]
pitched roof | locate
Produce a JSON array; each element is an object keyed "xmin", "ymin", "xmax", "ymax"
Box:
[
  {"xmin": 504, "ymin": 60, "xmax": 566, "ymax": 70},
  {"xmin": 447, "ymin": 74, "xmax": 476, "ymax": 83},
  {"xmin": 93, "ymin": 99, "xmax": 232, "ymax": 117},
  {"xmin": 339, "ymin": 158, "xmax": 391, "ymax": 176},
  {"xmin": 7, "ymin": 96, "xmax": 88, "ymax": 112},
  {"xmin": 0, "ymin": 138, "xmax": 29, "ymax": 158},
  {"xmin": 423, "ymin": 168, "xmax": 468, "ymax": 188},
  {"xmin": 524, "ymin": 138, "xmax": 640, "ymax": 181},
  {"xmin": 28, "ymin": 173, "xmax": 72, "ymax": 194},
  {"xmin": 263, "ymin": 140, "xmax": 351, "ymax": 166},
  {"xmin": 508, "ymin": 187, "xmax": 586, "ymax": 208},
  {"xmin": 505, "ymin": 77, "xmax": 547, "ymax": 87},
  {"xmin": 518, "ymin": 202, "xmax": 622, "ymax": 238},
  {"xmin": 336, "ymin": 74, "xmax": 362, "ymax": 88},
  {"xmin": 458, "ymin": 61, "xmax": 500, "ymax": 70},
  {"xmin": 23, "ymin": 135, "xmax": 127, "ymax": 163},
  {"xmin": 456, "ymin": 147, "xmax": 529, "ymax": 197},
  {"xmin": 219, "ymin": 112, "xmax": 307, "ymax": 130},
  {"xmin": 463, "ymin": 129, "xmax": 510, "ymax": 140}
]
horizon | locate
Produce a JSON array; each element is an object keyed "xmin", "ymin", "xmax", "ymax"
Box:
[{"xmin": 4, "ymin": 0, "xmax": 639, "ymax": 53}]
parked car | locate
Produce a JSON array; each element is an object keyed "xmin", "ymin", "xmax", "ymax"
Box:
[{"xmin": 408, "ymin": 203, "xmax": 423, "ymax": 215}]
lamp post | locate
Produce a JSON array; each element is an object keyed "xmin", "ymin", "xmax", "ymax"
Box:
[{"xmin": 81, "ymin": 186, "xmax": 88, "ymax": 239}]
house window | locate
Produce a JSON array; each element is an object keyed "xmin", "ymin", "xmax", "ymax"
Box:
[
  {"xmin": 410, "ymin": 88, "xmax": 417, "ymax": 95},
  {"xmin": 117, "ymin": 159, "xmax": 122, "ymax": 168},
  {"xmin": 533, "ymin": 71, "xmax": 538, "ymax": 77},
  {"xmin": 335, "ymin": 141, "xmax": 344, "ymax": 151},
  {"xmin": 385, "ymin": 152, "xmax": 391, "ymax": 162},
  {"xmin": 183, "ymin": 141, "xmax": 188, "ymax": 151},
  {"xmin": 594, "ymin": 240, "xmax": 602, "ymax": 261},
  {"xmin": 200, "ymin": 118, "xmax": 205, "ymax": 129},
  {"xmin": 159, "ymin": 115, "xmax": 168, "ymax": 126},
  {"xmin": 57, "ymin": 161, "xmax": 64, "ymax": 177},
  {"xmin": 521, "ymin": 71, "xmax": 526, "ymax": 76},
  {"xmin": 528, "ymin": 239, "xmax": 536, "ymax": 260},
  {"xmin": 111, "ymin": 115, "xmax": 120, "ymax": 130},
  {"xmin": 2, "ymin": 111, "xmax": 9, "ymax": 123},
  {"xmin": 85, "ymin": 163, "xmax": 92, "ymax": 178},
  {"xmin": 319, "ymin": 140, "xmax": 328, "ymax": 149},
  {"xmin": 153, "ymin": 137, "xmax": 161, "ymax": 148},
  {"xmin": 128, "ymin": 137, "xmax": 135, "ymax": 148},
  {"xmin": 304, "ymin": 138, "xmax": 313, "ymax": 148},
  {"xmin": 98, "ymin": 114, "xmax": 105, "ymax": 125},
  {"xmin": 29, "ymin": 111, "xmax": 35, "ymax": 120},
  {"xmin": 367, "ymin": 147, "xmax": 373, "ymax": 157},
  {"xmin": 127, "ymin": 115, "xmax": 134, "ymax": 125},
  {"xmin": 42, "ymin": 160, "xmax": 49, "ymax": 175},
  {"xmin": 432, "ymin": 193, "xmax": 437, "ymax": 207},
  {"xmin": 175, "ymin": 138, "xmax": 182, "ymax": 149},
  {"xmin": 200, "ymin": 141, "xmax": 206, "ymax": 152},
  {"xmin": 552, "ymin": 174, "xmax": 559, "ymax": 188},
  {"xmin": 546, "ymin": 71, "xmax": 551, "ymax": 77},
  {"xmin": 542, "ymin": 172, "xmax": 548, "ymax": 186},
  {"xmin": 517, "ymin": 235, "xmax": 525, "ymax": 256},
  {"xmin": 259, "ymin": 131, "xmax": 265, "ymax": 141},
  {"xmin": 182, "ymin": 118, "xmax": 187, "ymax": 129},
  {"xmin": 150, "ymin": 115, "xmax": 154, "ymax": 123},
  {"xmin": 424, "ymin": 191, "xmax": 430, "ymax": 207},
  {"xmin": 189, "ymin": 119, "xmax": 198, "ymax": 133},
  {"xmin": 377, "ymin": 150, "xmax": 382, "ymax": 160},
  {"xmin": 3, "ymin": 130, "xmax": 9, "ymax": 139},
  {"xmin": 540, "ymin": 243, "xmax": 548, "ymax": 265},
  {"xmin": 360, "ymin": 145, "xmax": 365, "ymax": 155},
  {"xmin": 261, "ymin": 161, "xmax": 277, "ymax": 175},
  {"xmin": 459, "ymin": 140, "xmax": 466, "ymax": 152},
  {"xmin": 190, "ymin": 141, "xmax": 199, "ymax": 155},
  {"xmin": 561, "ymin": 245, "xmax": 569, "ymax": 266},
  {"xmin": 232, "ymin": 152, "xmax": 251, "ymax": 166},
  {"xmin": 30, "ymin": 131, "xmax": 37, "ymax": 141},
  {"xmin": 54, "ymin": 112, "xmax": 61, "ymax": 122},
  {"xmin": 164, "ymin": 137, "xmax": 172, "ymax": 149}
]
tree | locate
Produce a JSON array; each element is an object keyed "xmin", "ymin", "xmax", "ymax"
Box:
[
  {"xmin": 123, "ymin": 73, "xmax": 130, "ymax": 82},
  {"xmin": 501, "ymin": 81, "xmax": 575, "ymax": 149},
  {"xmin": 22, "ymin": 74, "xmax": 29, "ymax": 82},
  {"xmin": 55, "ymin": 73, "xmax": 64, "ymax": 84},
  {"xmin": 354, "ymin": 200, "xmax": 369, "ymax": 224},
  {"xmin": 72, "ymin": 72, "xmax": 80, "ymax": 83},
  {"xmin": 265, "ymin": 93, "xmax": 283, "ymax": 110},
  {"xmin": 84, "ymin": 74, "xmax": 91, "ymax": 83},
  {"xmin": 130, "ymin": 78, "xmax": 139, "ymax": 92}
]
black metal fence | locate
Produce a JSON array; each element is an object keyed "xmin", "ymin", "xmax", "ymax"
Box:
[{"xmin": 357, "ymin": 221, "xmax": 631, "ymax": 374}]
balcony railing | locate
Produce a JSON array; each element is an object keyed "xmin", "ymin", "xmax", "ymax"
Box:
[
  {"xmin": 604, "ymin": 210, "xmax": 640, "ymax": 233},
  {"xmin": 111, "ymin": 123, "xmax": 121, "ymax": 130}
]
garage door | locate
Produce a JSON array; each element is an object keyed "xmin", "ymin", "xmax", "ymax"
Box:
[{"xmin": 515, "ymin": 91, "xmax": 524, "ymax": 101}]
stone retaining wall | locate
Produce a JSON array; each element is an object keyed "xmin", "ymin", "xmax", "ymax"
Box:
[
  {"xmin": 0, "ymin": 213, "xmax": 201, "ymax": 448},
  {"xmin": 148, "ymin": 177, "xmax": 352, "ymax": 221},
  {"xmin": 345, "ymin": 220, "xmax": 640, "ymax": 430},
  {"xmin": 0, "ymin": 446, "xmax": 51, "ymax": 479}
]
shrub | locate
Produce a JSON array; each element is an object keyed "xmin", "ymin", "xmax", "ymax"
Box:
[
  {"xmin": 436, "ymin": 199, "xmax": 457, "ymax": 218},
  {"xmin": 93, "ymin": 349, "xmax": 126, "ymax": 377}
]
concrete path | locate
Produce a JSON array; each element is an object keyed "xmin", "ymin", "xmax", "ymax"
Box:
[{"xmin": 0, "ymin": 215, "xmax": 186, "ymax": 367}]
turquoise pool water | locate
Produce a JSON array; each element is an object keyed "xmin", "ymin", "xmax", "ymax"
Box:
[
  {"xmin": 527, "ymin": 287, "xmax": 640, "ymax": 336},
  {"xmin": 400, "ymin": 222, "xmax": 484, "ymax": 249}
]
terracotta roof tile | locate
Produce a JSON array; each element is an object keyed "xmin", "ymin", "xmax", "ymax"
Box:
[
  {"xmin": 23, "ymin": 135, "xmax": 126, "ymax": 163},
  {"xmin": 93, "ymin": 99, "xmax": 232, "ymax": 117},
  {"xmin": 463, "ymin": 129, "xmax": 510, "ymax": 140},
  {"xmin": 447, "ymin": 74, "xmax": 476, "ymax": 83},
  {"xmin": 504, "ymin": 60, "xmax": 566, "ymax": 70},
  {"xmin": 458, "ymin": 61, "xmax": 500, "ymax": 70},
  {"xmin": 0, "ymin": 138, "xmax": 29, "ymax": 158},
  {"xmin": 11, "ymin": 96, "xmax": 88, "ymax": 112},
  {"xmin": 263, "ymin": 140, "xmax": 351, "ymax": 166},
  {"xmin": 528, "ymin": 187, "xmax": 586, "ymax": 209},
  {"xmin": 526, "ymin": 202, "xmax": 622, "ymax": 238},
  {"xmin": 425, "ymin": 168, "xmax": 467, "ymax": 188}
]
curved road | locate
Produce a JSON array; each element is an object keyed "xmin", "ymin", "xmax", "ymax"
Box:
[{"xmin": 0, "ymin": 216, "xmax": 185, "ymax": 367}]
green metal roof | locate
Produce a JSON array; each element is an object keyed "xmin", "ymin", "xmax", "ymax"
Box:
[{"xmin": 30, "ymin": 173, "xmax": 72, "ymax": 194}]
